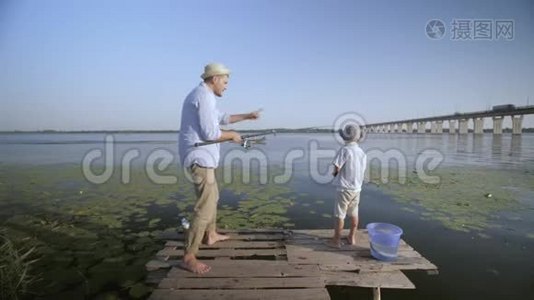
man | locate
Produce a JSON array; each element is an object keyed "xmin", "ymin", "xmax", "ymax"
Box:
[{"xmin": 178, "ymin": 63, "xmax": 260, "ymax": 274}]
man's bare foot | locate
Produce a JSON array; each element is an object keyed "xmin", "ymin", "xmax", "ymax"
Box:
[
  {"xmin": 346, "ymin": 235, "xmax": 357, "ymax": 245},
  {"xmin": 180, "ymin": 256, "xmax": 211, "ymax": 274},
  {"xmin": 203, "ymin": 232, "xmax": 230, "ymax": 246},
  {"xmin": 325, "ymin": 238, "xmax": 341, "ymax": 249}
]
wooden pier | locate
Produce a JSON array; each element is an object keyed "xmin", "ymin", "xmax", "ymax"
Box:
[{"xmin": 145, "ymin": 229, "xmax": 437, "ymax": 300}]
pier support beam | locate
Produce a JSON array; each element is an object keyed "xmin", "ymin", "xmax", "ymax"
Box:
[
  {"xmin": 474, "ymin": 118, "xmax": 484, "ymax": 134},
  {"xmin": 449, "ymin": 120, "xmax": 456, "ymax": 134},
  {"xmin": 512, "ymin": 115, "xmax": 523, "ymax": 135},
  {"xmin": 492, "ymin": 116, "xmax": 503, "ymax": 135},
  {"xmin": 406, "ymin": 123, "xmax": 413, "ymax": 134},
  {"xmin": 459, "ymin": 119, "xmax": 469, "ymax": 134},
  {"xmin": 435, "ymin": 121, "xmax": 443, "ymax": 134},
  {"xmin": 417, "ymin": 122, "xmax": 426, "ymax": 134}
]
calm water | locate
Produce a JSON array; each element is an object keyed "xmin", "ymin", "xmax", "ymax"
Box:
[{"xmin": 1, "ymin": 132, "xmax": 534, "ymax": 299}]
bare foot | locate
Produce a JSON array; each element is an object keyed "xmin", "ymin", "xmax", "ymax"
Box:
[
  {"xmin": 180, "ymin": 256, "xmax": 211, "ymax": 274},
  {"xmin": 203, "ymin": 232, "xmax": 230, "ymax": 246},
  {"xmin": 346, "ymin": 236, "xmax": 357, "ymax": 245},
  {"xmin": 325, "ymin": 238, "xmax": 341, "ymax": 249}
]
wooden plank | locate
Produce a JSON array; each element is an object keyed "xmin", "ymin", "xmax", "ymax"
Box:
[
  {"xmin": 158, "ymin": 232, "xmax": 286, "ymax": 241},
  {"xmin": 289, "ymin": 229, "xmax": 411, "ymax": 249},
  {"xmin": 286, "ymin": 244, "xmax": 356, "ymax": 268},
  {"xmin": 322, "ymin": 270, "xmax": 415, "ymax": 289},
  {"xmin": 164, "ymin": 240, "xmax": 283, "ymax": 249},
  {"xmin": 158, "ymin": 276, "xmax": 324, "ymax": 289},
  {"xmin": 157, "ymin": 248, "xmax": 286, "ymax": 258},
  {"xmin": 286, "ymin": 239, "xmax": 414, "ymax": 253},
  {"xmin": 286, "ymin": 244, "xmax": 436, "ymax": 272},
  {"xmin": 149, "ymin": 288, "xmax": 330, "ymax": 300},
  {"xmin": 166, "ymin": 260, "xmax": 321, "ymax": 278},
  {"xmin": 145, "ymin": 259, "xmax": 171, "ymax": 271}
]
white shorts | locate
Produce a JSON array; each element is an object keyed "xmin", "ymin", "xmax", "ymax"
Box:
[{"xmin": 334, "ymin": 189, "xmax": 360, "ymax": 219}]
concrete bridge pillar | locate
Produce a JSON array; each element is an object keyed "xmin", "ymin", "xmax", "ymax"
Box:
[
  {"xmin": 449, "ymin": 120, "xmax": 456, "ymax": 134},
  {"xmin": 459, "ymin": 119, "xmax": 469, "ymax": 134},
  {"xmin": 512, "ymin": 115, "xmax": 523, "ymax": 135},
  {"xmin": 492, "ymin": 116, "xmax": 503, "ymax": 135},
  {"xmin": 474, "ymin": 118, "xmax": 484, "ymax": 134},
  {"xmin": 417, "ymin": 122, "xmax": 426, "ymax": 134},
  {"xmin": 406, "ymin": 123, "xmax": 413, "ymax": 133},
  {"xmin": 436, "ymin": 121, "xmax": 443, "ymax": 134},
  {"xmin": 430, "ymin": 122, "xmax": 437, "ymax": 134},
  {"xmin": 397, "ymin": 123, "xmax": 403, "ymax": 133}
]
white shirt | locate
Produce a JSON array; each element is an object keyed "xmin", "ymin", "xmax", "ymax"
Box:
[
  {"xmin": 178, "ymin": 82, "xmax": 230, "ymax": 168},
  {"xmin": 332, "ymin": 142, "xmax": 367, "ymax": 192}
]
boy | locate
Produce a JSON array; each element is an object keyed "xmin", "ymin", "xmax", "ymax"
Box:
[{"xmin": 328, "ymin": 124, "xmax": 367, "ymax": 248}]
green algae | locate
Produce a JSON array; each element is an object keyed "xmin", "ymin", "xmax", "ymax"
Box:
[
  {"xmin": 369, "ymin": 165, "xmax": 534, "ymax": 232},
  {"xmin": 0, "ymin": 163, "xmax": 297, "ymax": 297}
]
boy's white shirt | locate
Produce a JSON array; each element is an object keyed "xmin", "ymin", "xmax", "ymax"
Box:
[{"xmin": 332, "ymin": 142, "xmax": 367, "ymax": 192}]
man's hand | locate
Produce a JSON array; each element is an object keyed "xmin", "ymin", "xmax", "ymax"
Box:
[
  {"xmin": 220, "ymin": 130, "xmax": 242, "ymax": 144},
  {"xmin": 230, "ymin": 131, "xmax": 242, "ymax": 144},
  {"xmin": 247, "ymin": 109, "xmax": 262, "ymax": 120},
  {"xmin": 230, "ymin": 109, "xmax": 262, "ymax": 123}
]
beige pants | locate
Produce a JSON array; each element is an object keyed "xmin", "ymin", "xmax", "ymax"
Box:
[{"xmin": 184, "ymin": 164, "xmax": 219, "ymax": 255}]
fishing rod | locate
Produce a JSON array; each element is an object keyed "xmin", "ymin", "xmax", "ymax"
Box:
[{"xmin": 194, "ymin": 129, "xmax": 277, "ymax": 149}]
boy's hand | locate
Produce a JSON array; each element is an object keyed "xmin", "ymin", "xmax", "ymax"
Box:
[{"xmin": 332, "ymin": 166, "xmax": 339, "ymax": 177}]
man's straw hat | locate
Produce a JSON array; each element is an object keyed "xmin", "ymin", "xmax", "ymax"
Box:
[{"xmin": 201, "ymin": 63, "xmax": 231, "ymax": 80}]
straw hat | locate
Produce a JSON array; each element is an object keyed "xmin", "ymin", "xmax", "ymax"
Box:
[{"xmin": 200, "ymin": 63, "xmax": 231, "ymax": 80}]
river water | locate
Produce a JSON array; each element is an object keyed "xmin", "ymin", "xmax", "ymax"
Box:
[{"xmin": 1, "ymin": 132, "xmax": 533, "ymax": 299}]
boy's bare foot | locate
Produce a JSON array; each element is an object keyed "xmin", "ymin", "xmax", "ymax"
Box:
[
  {"xmin": 346, "ymin": 236, "xmax": 357, "ymax": 245},
  {"xmin": 180, "ymin": 256, "xmax": 211, "ymax": 274},
  {"xmin": 203, "ymin": 232, "xmax": 230, "ymax": 246},
  {"xmin": 325, "ymin": 238, "xmax": 341, "ymax": 249}
]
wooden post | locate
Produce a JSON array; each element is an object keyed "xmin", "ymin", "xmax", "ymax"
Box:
[{"xmin": 373, "ymin": 287, "xmax": 381, "ymax": 300}]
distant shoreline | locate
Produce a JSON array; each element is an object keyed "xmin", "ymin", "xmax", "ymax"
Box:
[
  {"xmin": 0, "ymin": 128, "xmax": 337, "ymax": 134},
  {"xmin": 1, "ymin": 128, "xmax": 534, "ymax": 134}
]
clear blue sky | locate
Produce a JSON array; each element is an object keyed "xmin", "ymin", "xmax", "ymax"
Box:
[{"xmin": 1, "ymin": 0, "xmax": 533, "ymax": 131}]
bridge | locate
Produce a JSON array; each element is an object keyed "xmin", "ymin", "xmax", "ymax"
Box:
[{"xmin": 365, "ymin": 105, "xmax": 534, "ymax": 135}]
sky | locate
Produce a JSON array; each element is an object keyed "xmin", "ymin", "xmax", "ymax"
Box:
[{"xmin": 1, "ymin": 0, "xmax": 533, "ymax": 131}]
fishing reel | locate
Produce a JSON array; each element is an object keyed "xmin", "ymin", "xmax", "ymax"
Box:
[{"xmin": 241, "ymin": 137, "xmax": 267, "ymax": 149}]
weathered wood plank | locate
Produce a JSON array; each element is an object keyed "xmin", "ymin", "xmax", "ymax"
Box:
[
  {"xmin": 286, "ymin": 239, "xmax": 414, "ymax": 252},
  {"xmin": 164, "ymin": 240, "xmax": 283, "ymax": 249},
  {"xmin": 286, "ymin": 244, "xmax": 436, "ymax": 272},
  {"xmin": 167, "ymin": 260, "xmax": 321, "ymax": 278},
  {"xmin": 289, "ymin": 229, "xmax": 411, "ymax": 248},
  {"xmin": 158, "ymin": 276, "xmax": 324, "ymax": 289},
  {"xmin": 322, "ymin": 270, "xmax": 415, "ymax": 289},
  {"xmin": 157, "ymin": 248, "xmax": 286, "ymax": 258},
  {"xmin": 145, "ymin": 259, "xmax": 171, "ymax": 271},
  {"xmin": 149, "ymin": 288, "xmax": 330, "ymax": 300},
  {"xmin": 158, "ymin": 232, "xmax": 286, "ymax": 241}
]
